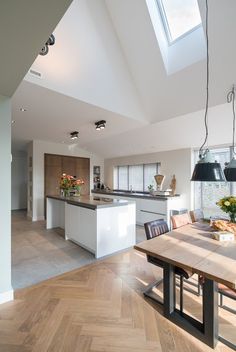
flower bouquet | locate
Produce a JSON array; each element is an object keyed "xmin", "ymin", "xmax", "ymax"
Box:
[
  {"xmin": 60, "ymin": 173, "xmax": 74, "ymax": 196},
  {"xmin": 74, "ymin": 178, "xmax": 84, "ymax": 196},
  {"xmin": 60, "ymin": 173, "xmax": 84, "ymax": 197},
  {"xmin": 216, "ymin": 196, "xmax": 236, "ymax": 223}
]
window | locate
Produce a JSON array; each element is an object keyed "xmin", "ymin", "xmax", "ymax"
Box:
[
  {"xmin": 114, "ymin": 163, "xmax": 159, "ymax": 192},
  {"xmin": 144, "ymin": 163, "xmax": 158, "ymax": 191},
  {"xmin": 194, "ymin": 147, "xmax": 236, "ymax": 218},
  {"xmin": 157, "ymin": 0, "xmax": 202, "ymax": 43},
  {"xmin": 129, "ymin": 165, "xmax": 143, "ymax": 191},
  {"xmin": 117, "ymin": 166, "xmax": 128, "ymax": 190}
]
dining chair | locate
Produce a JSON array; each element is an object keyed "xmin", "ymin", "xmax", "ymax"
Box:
[
  {"xmin": 218, "ymin": 284, "xmax": 236, "ymax": 314},
  {"xmin": 171, "ymin": 213, "xmax": 201, "ymax": 296},
  {"xmin": 144, "ymin": 219, "xmax": 191, "ymax": 313},
  {"xmin": 171, "ymin": 213, "xmax": 192, "ymax": 229},
  {"xmin": 189, "ymin": 209, "xmax": 204, "ymax": 223},
  {"xmin": 199, "ymin": 278, "xmax": 236, "ymax": 314}
]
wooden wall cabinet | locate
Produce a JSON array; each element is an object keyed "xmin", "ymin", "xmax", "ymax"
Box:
[{"xmin": 44, "ymin": 154, "xmax": 90, "ymax": 198}]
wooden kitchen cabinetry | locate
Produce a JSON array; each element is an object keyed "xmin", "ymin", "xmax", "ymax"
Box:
[{"xmin": 44, "ymin": 154, "xmax": 90, "ymax": 198}]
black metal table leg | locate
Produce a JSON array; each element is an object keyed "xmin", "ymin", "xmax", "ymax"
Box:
[
  {"xmin": 203, "ymin": 278, "xmax": 218, "ymax": 348},
  {"xmin": 163, "ymin": 262, "xmax": 175, "ymax": 318},
  {"xmin": 161, "ymin": 263, "xmax": 219, "ymax": 349}
]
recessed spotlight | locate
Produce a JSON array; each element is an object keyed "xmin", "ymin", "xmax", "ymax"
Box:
[
  {"xmin": 95, "ymin": 120, "xmax": 106, "ymax": 131},
  {"xmin": 70, "ymin": 131, "xmax": 79, "ymax": 140},
  {"xmin": 11, "ymin": 120, "xmax": 15, "ymax": 124},
  {"xmin": 20, "ymin": 108, "xmax": 27, "ymax": 112}
]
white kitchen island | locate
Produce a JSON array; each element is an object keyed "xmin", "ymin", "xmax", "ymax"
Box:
[{"xmin": 46, "ymin": 195, "xmax": 136, "ymax": 258}]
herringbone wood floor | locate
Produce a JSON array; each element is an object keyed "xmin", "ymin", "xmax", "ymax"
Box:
[{"xmin": 0, "ymin": 248, "xmax": 235, "ymax": 351}]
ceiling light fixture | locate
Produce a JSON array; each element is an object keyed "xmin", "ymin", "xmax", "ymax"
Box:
[
  {"xmin": 39, "ymin": 34, "xmax": 55, "ymax": 56},
  {"xmin": 70, "ymin": 131, "xmax": 79, "ymax": 140},
  {"xmin": 224, "ymin": 86, "xmax": 236, "ymax": 181},
  {"xmin": 191, "ymin": 0, "xmax": 225, "ymax": 182},
  {"xmin": 95, "ymin": 120, "xmax": 106, "ymax": 131}
]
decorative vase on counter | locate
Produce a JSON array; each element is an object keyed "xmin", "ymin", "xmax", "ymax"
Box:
[
  {"xmin": 75, "ymin": 185, "xmax": 81, "ymax": 197},
  {"xmin": 61, "ymin": 189, "xmax": 70, "ymax": 197},
  {"xmin": 229, "ymin": 212, "xmax": 236, "ymax": 223}
]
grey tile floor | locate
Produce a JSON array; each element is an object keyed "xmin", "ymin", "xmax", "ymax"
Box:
[{"xmin": 12, "ymin": 210, "xmax": 145, "ymax": 289}]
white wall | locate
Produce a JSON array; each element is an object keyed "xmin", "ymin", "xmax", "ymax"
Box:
[
  {"xmin": 105, "ymin": 148, "xmax": 192, "ymax": 210},
  {"xmin": 0, "ymin": 96, "xmax": 13, "ymax": 303},
  {"xmin": 31, "ymin": 140, "xmax": 104, "ymax": 221},
  {"xmin": 11, "ymin": 152, "xmax": 27, "ymax": 210},
  {"xmin": 87, "ymin": 101, "xmax": 233, "ymax": 159},
  {"xmin": 25, "ymin": 0, "xmax": 145, "ymax": 123}
]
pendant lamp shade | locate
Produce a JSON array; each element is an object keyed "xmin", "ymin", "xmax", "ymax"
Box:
[
  {"xmin": 191, "ymin": 150, "xmax": 225, "ymax": 182},
  {"xmin": 224, "ymin": 158, "xmax": 236, "ymax": 181}
]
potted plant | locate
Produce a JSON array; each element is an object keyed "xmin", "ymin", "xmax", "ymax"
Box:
[
  {"xmin": 74, "ymin": 178, "xmax": 85, "ymax": 196},
  {"xmin": 60, "ymin": 174, "xmax": 84, "ymax": 197},
  {"xmin": 60, "ymin": 173, "xmax": 74, "ymax": 197},
  {"xmin": 148, "ymin": 184, "xmax": 154, "ymax": 195},
  {"xmin": 216, "ymin": 196, "xmax": 236, "ymax": 223}
]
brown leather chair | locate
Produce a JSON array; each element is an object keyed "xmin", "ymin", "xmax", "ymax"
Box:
[
  {"xmin": 199, "ymin": 278, "xmax": 236, "ymax": 313},
  {"xmin": 144, "ymin": 219, "xmax": 191, "ymax": 312},
  {"xmin": 171, "ymin": 213, "xmax": 192, "ymax": 229},
  {"xmin": 189, "ymin": 209, "xmax": 204, "ymax": 223},
  {"xmin": 171, "ymin": 214, "xmax": 201, "ymax": 296},
  {"xmin": 219, "ymin": 284, "xmax": 236, "ymax": 313}
]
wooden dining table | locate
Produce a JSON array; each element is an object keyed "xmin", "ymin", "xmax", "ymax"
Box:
[{"xmin": 134, "ymin": 222, "xmax": 236, "ymax": 350}]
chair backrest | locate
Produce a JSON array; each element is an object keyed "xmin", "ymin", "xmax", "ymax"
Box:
[
  {"xmin": 144, "ymin": 219, "xmax": 169, "ymax": 240},
  {"xmin": 144, "ymin": 219, "xmax": 169, "ymax": 267},
  {"xmin": 171, "ymin": 213, "xmax": 192, "ymax": 229},
  {"xmin": 189, "ymin": 209, "xmax": 204, "ymax": 223}
]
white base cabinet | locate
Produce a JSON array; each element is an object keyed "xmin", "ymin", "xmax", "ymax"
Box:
[
  {"xmin": 47, "ymin": 197, "xmax": 136, "ymax": 259},
  {"xmin": 92, "ymin": 192, "xmax": 183, "ymax": 227}
]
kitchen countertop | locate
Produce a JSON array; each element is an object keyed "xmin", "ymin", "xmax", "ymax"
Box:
[
  {"xmin": 92, "ymin": 189, "xmax": 180, "ymax": 201},
  {"xmin": 47, "ymin": 195, "xmax": 134, "ymax": 210}
]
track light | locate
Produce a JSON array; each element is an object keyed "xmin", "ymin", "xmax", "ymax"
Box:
[
  {"xmin": 70, "ymin": 131, "xmax": 79, "ymax": 140},
  {"xmin": 40, "ymin": 34, "xmax": 55, "ymax": 56},
  {"xmin": 95, "ymin": 120, "xmax": 106, "ymax": 131}
]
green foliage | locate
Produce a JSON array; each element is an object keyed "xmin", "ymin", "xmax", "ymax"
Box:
[{"xmin": 216, "ymin": 196, "xmax": 236, "ymax": 214}]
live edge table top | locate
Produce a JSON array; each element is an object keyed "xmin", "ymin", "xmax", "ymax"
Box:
[{"xmin": 134, "ymin": 222, "xmax": 236, "ymax": 290}]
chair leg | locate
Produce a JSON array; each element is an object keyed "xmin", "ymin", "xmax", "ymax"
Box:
[
  {"xmin": 197, "ymin": 275, "xmax": 201, "ymax": 296},
  {"xmin": 179, "ymin": 275, "xmax": 183, "ymax": 314},
  {"xmin": 143, "ymin": 278, "xmax": 164, "ymax": 303},
  {"xmin": 219, "ymin": 293, "xmax": 223, "ymax": 307},
  {"xmin": 178, "ymin": 275, "xmax": 201, "ymax": 296}
]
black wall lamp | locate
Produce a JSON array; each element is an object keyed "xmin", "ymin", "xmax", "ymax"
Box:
[
  {"xmin": 191, "ymin": 0, "xmax": 225, "ymax": 182},
  {"xmin": 70, "ymin": 131, "xmax": 79, "ymax": 140},
  {"xmin": 224, "ymin": 86, "xmax": 236, "ymax": 181},
  {"xmin": 95, "ymin": 120, "xmax": 106, "ymax": 131}
]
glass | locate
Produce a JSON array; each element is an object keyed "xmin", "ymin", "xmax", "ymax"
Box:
[
  {"xmin": 144, "ymin": 163, "xmax": 158, "ymax": 191},
  {"xmin": 118, "ymin": 166, "xmax": 128, "ymax": 190},
  {"xmin": 129, "ymin": 165, "xmax": 143, "ymax": 191},
  {"xmin": 160, "ymin": 0, "xmax": 201, "ymax": 42},
  {"xmin": 194, "ymin": 148, "xmax": 232, "ymax": 218}
]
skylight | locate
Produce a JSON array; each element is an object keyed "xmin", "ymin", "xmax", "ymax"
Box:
[{"xmin": 158, "ymin": 0, "xmax": 202, "ymax": 43}]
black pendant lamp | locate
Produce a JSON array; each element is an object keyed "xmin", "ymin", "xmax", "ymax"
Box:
[
  {"xmin": 224, "ymin": 86, "xmax": 236, "ymax": 181},
  {"xmin": 191, "ymin": 0, "xmax": 225, "ymax": 182}
]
